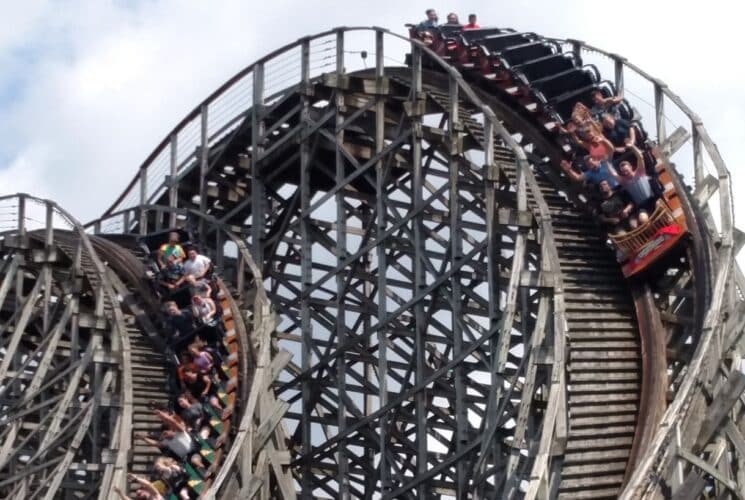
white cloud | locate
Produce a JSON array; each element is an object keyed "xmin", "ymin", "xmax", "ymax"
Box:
[{"xmin": 0, "ymin": 0, "xmax": 742, "ymax": 259}]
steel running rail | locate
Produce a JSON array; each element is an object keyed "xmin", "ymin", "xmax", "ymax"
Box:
[
  {"xmin": 0, "ymin": 193, "xmax": 133, "ymax": 498},
  {"xmin": 94, "ymin": 27, "xmax": 568, "ymax": 497},
  {"xmin": 542, "ymin": 38, "xmax": 743, "ymax": 498}
]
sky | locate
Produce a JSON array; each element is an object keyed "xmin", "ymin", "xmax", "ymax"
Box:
[{"xmin": 0, "ymin": 0, "xmax": 742, "ymax": 247}]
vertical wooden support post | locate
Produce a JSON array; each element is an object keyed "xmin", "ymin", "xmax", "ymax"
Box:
[
  {"xmin": 199, "ymin": 104, "xmax": 209, "ymax": 239},
  {"xmin": 43, "ymin": 203, "xmax": 54, "ymax": 333},
  {"xmin": 406, "ymin": 31, "xmax": 428, "ymax": 500},
  {"xmin": 251, "ymin": 64, "xmax": 266, "ymax": 269},
  {"xmin": 373, "ymin": 31, "xmax": 397, "ymax": 497},
  {"xmin": 71, "ymin": 241, "xmax": 82, "ymax": 361},
  {"xmin": 169, "ymin": 134, "xmax": 178, "ymax": 227},
  {"xmin": 692, "ymin": 122, "xmax": 704, "ymax": 188},
  {"xmin": 333, "ymin": 29, "xmax": 350, "ymax": 500},
  {"xmin": 15, "ymin": 195, "xmax": 26, "ymax": 312},
  {"xmin": 122, "ymin": 210, "xmax": 130, "ymax": 233},
  {"xmin": 139, "ymin": 168, "xmax": 148, "ymax": 235},
  {"xmin": 614, "ymin": 57, "xmax": 625, "ymax": 94},
  {"xmin": 482, "ymin": 117, "xmax": 500, "ymax": 478},
  {"xmin": 448, "ymin": 74, "xmax": 467, "ymax": 498},
  {"xmin": 298, "ymin": 39, "xmax": 313, "ymax": 500},
  {"xmin": 215, "ymin": 229, "xmax": 225, "ymax": 272},
  {"xmin": 654, "ymin": 82, "xmax": 667, "ymax": 145}
]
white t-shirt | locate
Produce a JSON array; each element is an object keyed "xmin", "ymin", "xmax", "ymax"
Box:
[{"xmin": 183, "ymin": 254, "xmax": 211, "ymax": 277}]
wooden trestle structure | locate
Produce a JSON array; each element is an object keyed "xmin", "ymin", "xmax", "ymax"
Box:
[{"xmin": 0, "ymin": 26, "xmax": 744, "ymax": 499}]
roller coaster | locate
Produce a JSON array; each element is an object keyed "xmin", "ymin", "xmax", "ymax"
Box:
[{"xmin": 0, "ymin": 23, "xmax": 743, "ymax": 500}]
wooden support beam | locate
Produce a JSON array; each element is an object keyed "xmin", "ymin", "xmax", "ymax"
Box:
[
  {"xmin": 695, "ymin": 370, "xmax": 745, "ymax": 452},
  {"xmin": 693, "ymin": 174, "xmax": 719, "ymax": 207},
  {"xmin": 676, "ymin": 449, "xmax": 743, "ymax": 500},
  {"xmin": 659, "ymin": 126, "xmax": 690, "ymax": 157}
]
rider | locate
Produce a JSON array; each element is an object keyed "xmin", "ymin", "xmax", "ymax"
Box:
[{"xmin": 157, "ymin": 231, "xmax": 185, "ymax": 270}]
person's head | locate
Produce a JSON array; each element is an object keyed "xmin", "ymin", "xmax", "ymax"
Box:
[
  {"xmin": 167, "ymin": 254, "xmax": 179, "ymax": 267},
  {"xmin": 192, "ymin": 295, "xmax": 204, "ymax": 306},
  {"xmin": 425, "ymin": 8, "xmax": 437, "ymax": 22},
  {"xmin": 187, "ymin": 248, "xmax": 198, "ymax": 261},
  {"xmin": 618, "ymin": 160, "xmax": 633, "ymax": 176},
  {"xmin": 446, "ymin": 12, "xmax": 459, "ymax": 24},
  {"xmin": 166, "ymin": 301, "xmax": 181, "ymax": 316},
  {"xmin": 601, "ymin": 113, "xmax": 615, "ymax": 129},
  {"xmin": 134, "ymin": 489, "xmax": 152, "ymax": 500},
  {"xmin": 185, "ymin": 369, "xmax": 198, "ymax": 382},
  {"xmin": 599, "ymin": 180, "xmax": 613, "ymax": 197},
  {"xmin": 586, "ymin": 156, "xmax": 600, "ymax": 171},
  {"xmin": 155, "ymin": 456, "xmax": 174, "ymax": 471},
  {"xmin": 420, "ymin": 31, "xmax": 434, "ymax": 45},
  {"xmin": 468, "ymin": 14, "xmax": 477, "ymax": 24},
  {"xmin": 168, "ymin": 231, "xmax": 180, "ymax": 244},
  {"xmin": 591, "ymin": 90, "xmax": 605, "ymax": 105},
  {"xmin": 589, "ymin": 131, "xmax": 604, "ymax": 143}
]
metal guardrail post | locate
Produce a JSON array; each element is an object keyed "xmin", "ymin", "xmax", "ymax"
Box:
[
  {"xmin": 654, "ymin": 81, "xmax": 667, "ymax": 145},
  {"xmin": 139, "ymin": 169, "xmax": 148, "ymax": 235},
  {"xmin": 251, "ymin": 63, "xmax": 265, "ymax": 268},
  {"xmin": 169, "ymin": 134, "xmax": 178, "ymax": 227},
  {"xmin": 17, "ymin": 194, "xmax": 25, "ymax": 238},
  {"xmin": 692, "ymin": 123, "xmax": 704, "ymax": 188},
  {"xmin": 614, "ymin": 56, "xmax": 625, "ymax": 94},
  {"xmin": 199, "ymin": 104, "xmax": 209, "ymax": 238}
]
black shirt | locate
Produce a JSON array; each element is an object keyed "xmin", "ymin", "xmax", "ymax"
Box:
[
  {"xmin": 168, "ymin": 309, "xmax": 195, "ymax": 337},
  {"xmin": 604, "ymin": 119, "xmax": 633, "ymax": 148},
  {"xmin": 600, "ymin": 190, "xmax": 632, "ymax": 219}
]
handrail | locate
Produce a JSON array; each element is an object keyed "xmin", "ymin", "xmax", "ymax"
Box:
[
  {"xmin": 539, "ymin": 38, "xmax": 740, "ymax": 498},
  {"xmin": 102, "ymin": 26, "xmax": 531, "ymax": 216},
  {"xmin": 0, "ymin": 193, "xmax": 133, "ymax": 497}
]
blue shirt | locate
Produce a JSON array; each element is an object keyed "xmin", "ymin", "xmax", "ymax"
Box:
[
  {"xmin": 583, "ymin": 161, "xmax": 619, "ymax": 189},
  {"xmin": 417, "ymin": 20, "xmax": 438, "ymax": 31}
]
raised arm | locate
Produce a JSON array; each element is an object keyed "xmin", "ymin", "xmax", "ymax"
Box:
[
  {"xmin": 113, "ymin": 487, "xmax": 132, "ymax": 500},
  {"xmin": 134, "ymin": 433, "xmax": 161, "ymax": 448},
  {"xmin": 155, "ymin": 409, "xmax": 187, "ymax": 433},
  {"xmin": 204, "ymin": 298, "xmax": 217, "ymax": 319},
  {"xmin": 559, "ymin": 159, "xmax": 585, "ymax": 183},
  {"xmin": 201, "ymin": 375, "xmax": 212, "ymax": 397},
  {"xmin": 604, "ymin": 161, "xmax": 624, "ymax": 184},
  {"xmin": 127, "ymin": 473, "xmax": 162, "ymax": 498},
  {"xmin": 626, "ymin": 124, "xmax": 638, "ymax": 146},
  {"xmin": 628, "ymin": 146, "xmax": 645, "ymax": 176}
]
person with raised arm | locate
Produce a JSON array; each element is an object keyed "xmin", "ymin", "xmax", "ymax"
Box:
[{"xmin": 604, "ymin": 145, "xmax": 658, "ymax": 225}]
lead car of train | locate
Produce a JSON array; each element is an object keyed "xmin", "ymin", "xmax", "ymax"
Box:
[{"xmin": 406, "ymin": 24, "xmax": 689, "ymax": 279}]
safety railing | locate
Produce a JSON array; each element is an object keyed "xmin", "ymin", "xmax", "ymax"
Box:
[
  {"xmin": 96, "ymin": 26, "xmax": 567, "ymax": 497},
  {"xmin": 0, "ymin": 193, "xmax": 133, "ymax": 499},
  {"xmin": 543, "ymin": 38, "xmax": 742, "ymax": 497},
  {"xmin": 609, "ymin": 200, "xmax": 677, "ymax": 255}
]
